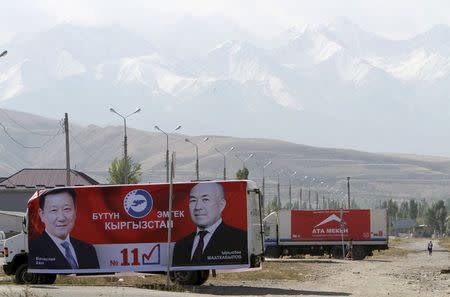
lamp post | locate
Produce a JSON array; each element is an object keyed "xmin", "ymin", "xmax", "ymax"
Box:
[
  {"xmin": 154, "ymin": 125, "xmax": 182, "ymax": 182},
  {"xmin": 110, "ymin": 108, "xmax": 141, "ymax": 184},
  {"xmin": 288, "ymin": 171, "xmax": 297, "ymax": 209},
  {"xmin": 214, "ymin": 146, "xmax": 234, "ymax": 180},
  {"xmin": 0, "ymin": 50, "xmax": 7, "ymax": 58},
  {"xmin": 235, "ymin": 153, "xmax": 254, "ymax": 169},
  {"xmin": 185, "ymin": 137, "xmax": 209, "ymax": 180},
  {"xmin": 307, "ymin": 177, "xmax": 315, "ymax": 209},
  {"xmin": 276, "ymin": 169, "xmax": 284, "ymax": 210},
  {"xmin": 262, "ymin": 161, "xmax": 272, "ymax": 212},
  {"xmin": 347, "ymin": 176, "xmax": 351, "ymax": 209}
]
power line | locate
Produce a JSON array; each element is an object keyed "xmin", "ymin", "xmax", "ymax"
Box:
[
  {"xmin": 0, "ymin": 121, "xmax": 63, "ymax": 149},
  {"xmin": 0, "ymin": 108, "xmax": 62, "ymax": 136},
  {"xmin": 69, "ymin": 133, "xmax": 122, "ymax": 164}
]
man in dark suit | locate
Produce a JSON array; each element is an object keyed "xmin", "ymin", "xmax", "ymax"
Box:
[
  {"xmin": 29, "ymin": 188, "xmax": 99, "ymax": 270},
  {"xmin": 172, "ymin": 182, "xmax": 248, "ymax": 266}
]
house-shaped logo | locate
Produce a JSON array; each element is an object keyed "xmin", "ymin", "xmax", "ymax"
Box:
[{"xmin": 314, "ymin": 214, "xmax": 342, "ymax": 228}]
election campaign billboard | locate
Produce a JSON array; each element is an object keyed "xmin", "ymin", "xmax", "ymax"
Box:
[
  {"xmin": 290, "ymin": 209, "xmax": 371, "ymax": 241},
  {"xmin": 27, "ymin": 181, "xmax": 249, "ymax": 273}
]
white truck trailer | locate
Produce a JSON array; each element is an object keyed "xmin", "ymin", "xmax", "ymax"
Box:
[{"xmin": 264, "ymin": 209, "xmax": 388, "ymax": 260}]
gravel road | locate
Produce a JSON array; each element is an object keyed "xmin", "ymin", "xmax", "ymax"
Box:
[{"xmin": 0, "ymin": 238, "xmax": 448, "ymax": 296}]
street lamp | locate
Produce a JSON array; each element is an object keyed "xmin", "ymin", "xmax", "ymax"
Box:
[
  {"xmin": 214, "ymin": 146, "xmax": 234, "ymax": 180},
  {"xmin": 235, "ymin": 153, "xmax": 254, "ymax": 169},
  {"xmin": 288, "ymin": 171, "xmax": 297, "ymax": 209},
  {"xmin": 276, "ymin": 169, "xmax": 284, "ymax": 210},
  {"xmin": 185, "ymin": 137, "xmax": 209, "ymax": 180},
  {"xmin": 306, "ymin": 176, "xmax": 315, "ymax": 209},
  {"xmin": 110, "ymin": 107, "xmax": 141, "ymax": 184},
  {"xmin": 0, "ymin": 50, "xmax": 7, "ymax": 58},
  {"xmin": 261, "ymin": 161, "xmax": 272, "ymax": 212},
  {"xmin": 154, "ymin": 125, "xmax": 182, "ymax": 182}
]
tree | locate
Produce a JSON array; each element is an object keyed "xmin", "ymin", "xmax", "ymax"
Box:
[
  {"xmin": 107, "ymin": 156, "xmax": 142, "ymax": 184},
  {"xmin": 398, "ymin": 201, "xmax": 409, "ymax": 218},
  {"xmin": 236, "ymin": 167, "xmax": 249, "ymax": 180},
  {"xmin": 265, "ymin": 196, "xmax": 278, "ymax": 215},
  {"xmin": 425, "ymin": 200, "xmax": 448, "ymax": 235},
  {"xmin": 409, "ymin": 199, "xmax": 418, "ymax": 220}
]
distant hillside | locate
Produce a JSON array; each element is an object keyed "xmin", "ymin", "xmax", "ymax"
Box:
[{"xmin": 1, "ymin": 108, "xmax": 450, "ymax": 208}]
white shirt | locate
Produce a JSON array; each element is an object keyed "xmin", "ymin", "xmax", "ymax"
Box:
[
  {"xmin": 45, "ymin": 230, "xmax": 79, "ymax": 267},
  {"xmin": 190, "ymin": 218, "xmax": 222, "ymax": 260}
]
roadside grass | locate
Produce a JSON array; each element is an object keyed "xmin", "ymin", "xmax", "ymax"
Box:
[
  {"xmin": 370, "ymin": 236, "xmax": 411, "ymax": 258},
  {"xmin": 55, "ymin": 274, "xmax": 166, "ymax": 286},
  {"xmin": 438, "ymin": 237, "xmax": 450, "ymax": 251},
  {"xmin": 56, "ymin": 262, "xmax": 312, "ymax": 285},
  {"xmin": 371, "ymin": 246, "xmax": 409, "ymax": 258},
  {"xmin": 213, "ymin": 262, "xmax": 311, "ymax": 282},
  {"xmin": 0, "ymin": 262, "xmax": 313, "ymax": 288}
]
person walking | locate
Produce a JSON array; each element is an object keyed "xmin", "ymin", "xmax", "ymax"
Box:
[{"xmin": 427, "ymin": 240, "xmax": 433, "ymax": 256}]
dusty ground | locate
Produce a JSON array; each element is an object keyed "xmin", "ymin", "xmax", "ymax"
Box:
[
  {"xmin": 192, "ymin": 237, "xmax": 450, "ymax": 296},
  {"xmin": 0, "ymin": 237, "xmax": 449, "ymax": 296}
]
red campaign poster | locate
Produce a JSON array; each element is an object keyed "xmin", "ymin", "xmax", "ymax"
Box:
[
  {"xmin": 291, "ymin": 210, "xmax": 371, "ymax": 241},
  {"xmin": 28, "ymin": 182, "xmax": 248, "ymax": 243},
  {"xmin": 27, "ymin": 181, "xmax": 249, "ymax": 273}
]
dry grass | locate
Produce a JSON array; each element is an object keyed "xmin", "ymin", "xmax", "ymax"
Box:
[
  {"xmin": 55, "ymin": 274, "xmax": 166, "ymax": 286},
  {"xmin": 370, "ymin": 236, "xmax": 411, "ymax": 258},
  {"xmin": 213, "ymin": 262, "xmax": 312, "ymax": 282},
  {"xmin": 56, "ymin": 262, "xmax": 313, "ymax": 285},
  {"xmin": 438, "ymin": 237, "xmax": 450, "ymax": 251},
  {"xmin": 371, "ymin": 247, "xmax": 409, "ymax": 258},
  {"xmin": 0, "ymin": 262, "xmax": 314, "ymax": 287}
]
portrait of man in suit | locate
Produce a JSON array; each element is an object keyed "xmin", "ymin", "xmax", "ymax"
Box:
[
  {"xmin": 29, "ymin": 188, "xmax": 99, "ymax": 270},
  {"xmin": 172, "ymin": 182, "xmax": 248, "ymax": 266}
]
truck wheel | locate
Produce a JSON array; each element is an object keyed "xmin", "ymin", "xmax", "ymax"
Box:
[
  {"xmin": 193, "ymin": 270, "xmax": 209, "ymax": 286},
  {"xmin": 352, "ymin": 246, "xmax": 366, "ymax": 260},
  {"xmin": 331, "ymin": 246, "xmax": 344, "ymax": 259},
  {"xmin": 265, "ymin": 246, "xmax": 282, "ymax": 258},
  {"xmin": 15, "ymin": 264, "xmax": 39, "ymax": 284},
  {"xmin": 38, "ymin": 274, "xmax": 57, "ymax": 284},
  {"xmin": 169, "ymin": 270, "xmax": 199, "ymax": 286}
]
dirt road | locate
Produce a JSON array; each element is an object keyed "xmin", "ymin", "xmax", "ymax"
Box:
[
  {"xmin": 0, "ymin": 238, "xmax": 449, "ymax": 296},
  {"xmin": 194, "ymin": 237, "xmax": 450, "ymax": 296}
]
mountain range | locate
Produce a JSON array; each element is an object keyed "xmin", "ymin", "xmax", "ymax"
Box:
[{"xmin": 1, "ymin": 18, "xmax": 450, "ymax": 156}]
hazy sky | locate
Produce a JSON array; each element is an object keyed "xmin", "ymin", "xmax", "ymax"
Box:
[{"xmin": 1, "ymin": 0, "xmax": 449, "ymax": 45}]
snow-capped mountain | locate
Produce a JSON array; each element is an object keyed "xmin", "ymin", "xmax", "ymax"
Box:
[{"xmin": 1, "ymin": 19, "xmax": 450, "ymax": 156}]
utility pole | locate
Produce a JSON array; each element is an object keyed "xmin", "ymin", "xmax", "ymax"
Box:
[
  {"xmin": 308, "ymin": 187, "xmax": 311, "ymax": 209},
  {"xmin": 110, "ymin": 108, "xmax": 141, "ymax": 184},
  {"xmin": 299, "ymin": 188, "xmax": 302, "ymax": 210},
  {"xmin": 347, "ymin": 177, "xmax": 351, "ymax": 209},
  {"xmin": 166, "ymin": 151, "xmax": 175, "ymax": 286},
  {"xmin": 64, "ymin": 113, "xmax": 71, "ymax": 186},
  {"xmin": 277, "ymin": 175, "xmax": 281, "ymax": 210}
]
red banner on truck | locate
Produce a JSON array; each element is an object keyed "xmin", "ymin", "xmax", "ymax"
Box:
[
  {"xmin": 27, "ymin": 181, "xmax": 249, "ymax": 273},
  {"xmin": 291, "ymin": 210, "xmax": 371, "ymax": 241}
]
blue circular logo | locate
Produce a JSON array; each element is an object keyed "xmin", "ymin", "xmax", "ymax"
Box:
[{"xmin": 123, "ymin": 189, "xmax": 153, "ymax": 218}]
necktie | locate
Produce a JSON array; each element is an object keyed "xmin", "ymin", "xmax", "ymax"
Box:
[
  {"xmin": 191, "ymin": 230, "xmax": 208, "ymax": 262},
  {"xmin": 61, "ymin": 241, "xmax": 79, "ymax": 269}
]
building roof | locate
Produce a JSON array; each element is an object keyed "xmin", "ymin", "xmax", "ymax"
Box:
[
  {"xmin": 392, "ymin": 218, "xmax": 416, "ymax": 230},
  {"xmin": 0, "ymin": 210, "xmax": 25, "ymax": 217},
  {"xmin": 0, "ymin": 168, "xmax": 99, "ymax": 189}
]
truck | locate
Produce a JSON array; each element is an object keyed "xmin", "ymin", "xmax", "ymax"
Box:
[
  {"xmin": 264, "ymin": 209, "xmax": 388, "ymax": 260},
  {"xmin": 2, "ymin": 180, "xmax": 264, "ymax": 285}
]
